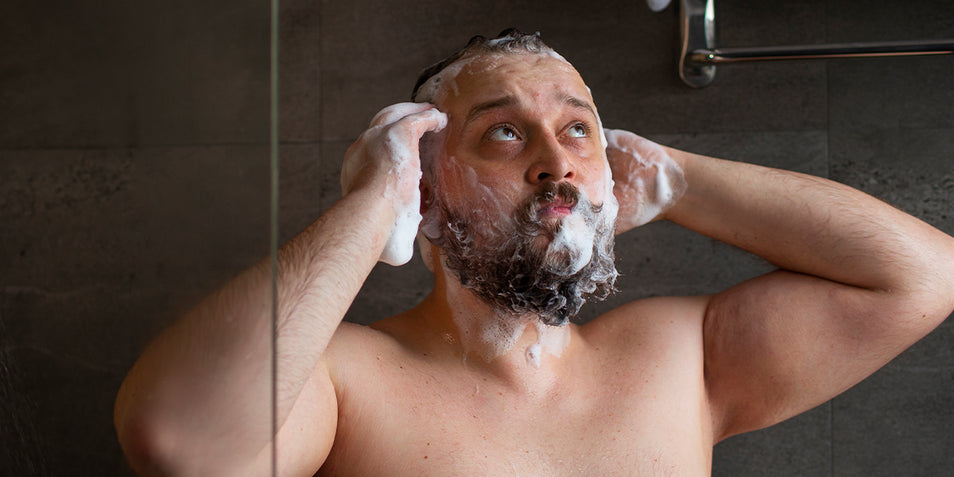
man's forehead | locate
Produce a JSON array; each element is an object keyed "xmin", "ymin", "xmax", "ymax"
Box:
[{"xmin": 442, "ymin": 52, "xmax": 595, "ymax": 114}]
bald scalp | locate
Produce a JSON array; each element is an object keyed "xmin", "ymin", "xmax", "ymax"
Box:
[{"xmin": 411, "ymin": 29, "xmax": 566, "ymax": 103}]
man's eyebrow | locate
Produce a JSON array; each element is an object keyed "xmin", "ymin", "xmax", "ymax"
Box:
[
  {"xmin": 560, "ymin": 94, "xmax": 596, "ymax": 117},
  {"xmin": 464, "ymin": 95, "xmax": 517, "ymax": 127},
  {"xmin": 463, "ymin": 94, "xmax": 596, "ymax": 129}
]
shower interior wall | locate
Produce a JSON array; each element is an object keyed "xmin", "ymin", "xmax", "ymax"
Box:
[
  {"xmin": 0, "ymin": 0, "xmax": 274, "ymax": 475},
  {"xmin": 1, "ymin": 0, "xmax": 951, "ymax": 475}
]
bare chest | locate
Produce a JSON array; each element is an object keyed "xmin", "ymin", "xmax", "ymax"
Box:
[{"xmin": 320, "ymin": 355, "xmax": 711, "ymax": 476}]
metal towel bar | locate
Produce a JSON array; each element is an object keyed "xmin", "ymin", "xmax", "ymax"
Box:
[{"xmin": 678, "ymin": 0, "xmax": 954, "ymax": 88}]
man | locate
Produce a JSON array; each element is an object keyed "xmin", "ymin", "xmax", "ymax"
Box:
[{"xmin": 114, "ymin": 30, "xmax": 954, "ymax": 476}]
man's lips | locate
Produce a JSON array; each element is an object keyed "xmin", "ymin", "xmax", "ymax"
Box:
[{"xmin": 537, "ymin": 200, "xmax": 575, "ymax": 217}]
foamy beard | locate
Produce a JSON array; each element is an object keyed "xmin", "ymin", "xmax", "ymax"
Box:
[
  {"xmin": 418, "ymin": 146, "xmax": 618, "ymax": 363},
  {"xmin": 418, "ymin": 130, "xmax": 620, "ymax": 327}
]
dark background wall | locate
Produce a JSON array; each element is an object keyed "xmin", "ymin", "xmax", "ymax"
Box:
[
  {"xmin": 2, "ymin": 0, "xmax": 952, "ymax": 475},
  {"xmin": 1, "ymin": 0, "xmax": 273, "ymax": 474}
]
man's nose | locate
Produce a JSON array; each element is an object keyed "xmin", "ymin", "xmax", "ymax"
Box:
[{"xmin": 526, "ymin": 136, "xmax": 575, "ymax": 184}]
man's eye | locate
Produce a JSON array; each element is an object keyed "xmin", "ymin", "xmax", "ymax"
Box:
[
  {"xmin": 487, "ymin": 125, "xmax": 519, "ymax": 142},
  {"xmin": 567, "ymin": 123, "xmax": 589, "ymax": 138}
]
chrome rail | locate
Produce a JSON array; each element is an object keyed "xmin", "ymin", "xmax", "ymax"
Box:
[{"xmin": 678, "ymin": 0, "xmax": 954, "ymax": 88}]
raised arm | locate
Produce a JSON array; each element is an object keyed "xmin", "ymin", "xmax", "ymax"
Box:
[
  {"xmin": 607, "ymin": 129, "xmax": 954, "ymax": 441},
  {"xmin": 114, "ymin": 103, "xmax": 446, "ymax": 476}
]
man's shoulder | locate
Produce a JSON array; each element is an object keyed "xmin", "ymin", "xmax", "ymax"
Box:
[
  {"xmin": 583, "ymin": 295, "xmax": 711, "ymax": 351},
  {"xmin": 323, "ymin": 320, "xmax": 402, "ymax": 374},
  {"xmin": 326, "ymin": 320, "xmax": 399, "ymax": 356}
]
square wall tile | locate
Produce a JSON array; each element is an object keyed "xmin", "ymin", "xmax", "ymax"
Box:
[{"xmin": 0, "ymin": 0, "xmax": 270, "ymax": 149}]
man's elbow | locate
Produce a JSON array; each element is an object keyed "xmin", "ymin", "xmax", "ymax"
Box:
[
  {"xmin": 115, "ymin": 409, "xmax": 177, "ymax": 476},
  {"xmin": 114, "ymin": 400, "xmax": 269, "ymax": 477},
  {"xmin": 880, "ymin": 235, "xmax": 954, "ymax": 333},
  {"xmin": 876, "ymin": 279, "xmax": 953, "ymax": 346},
  {"xmin": 114, "ymin": 387, "xmax": 201, "ymax": 476}
]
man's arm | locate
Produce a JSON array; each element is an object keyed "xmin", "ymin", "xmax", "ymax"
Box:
[
  {"xmin": 608, "ymin": 130, "xmax": 954, "ymax": 441},
  {"xmin": 114, "ymin": 103, "xmax": 445, "ymax": 476}
]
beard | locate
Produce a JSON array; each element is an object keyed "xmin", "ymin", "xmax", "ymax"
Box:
[{"xmin": 424, "ymin": 181, "xmax": 619, "ymax": 326}]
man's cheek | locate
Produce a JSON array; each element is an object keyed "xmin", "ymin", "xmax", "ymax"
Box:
[{"xmin": 444, "ymin": 162, "xmax": 521, "ymax": 218}]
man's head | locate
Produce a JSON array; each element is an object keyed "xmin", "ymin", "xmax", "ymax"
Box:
[{"xmin": 414, "ymin": 30, "xmax": 619, "ymax": 326}]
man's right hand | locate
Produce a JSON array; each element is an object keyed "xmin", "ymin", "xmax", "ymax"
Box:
[{"xmin": 340, "ymin": 102, "xmax": 447, "ymax": 265}]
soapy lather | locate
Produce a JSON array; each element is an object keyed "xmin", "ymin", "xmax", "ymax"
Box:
[{"xmin": 340, "ymin": 103, "xmax": 448, "ymax": 266}]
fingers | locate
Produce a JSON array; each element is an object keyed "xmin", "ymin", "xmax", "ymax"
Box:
[
  {"xmin": 401, "ymin": 108, "xmax": 448, "ymax": 139},
  {"xmin": 369, "ymin": 102, "xmax": 448, "ymax": 147},
  {"xmin": 341, "ymin": 103, "xmax": 448, "ymax": 196},
  {"xmin": 369, "ymin": 102, "xmax": 435, "ymax": 127}
]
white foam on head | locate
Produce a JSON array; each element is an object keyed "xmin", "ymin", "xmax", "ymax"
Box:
[
  {"xmin": 417, "ymin": 47, "xmax": 574, "ymax": 106},
  {"xmin": 415, "ymin": 56, "xmax": 476, "ymax": 104}
]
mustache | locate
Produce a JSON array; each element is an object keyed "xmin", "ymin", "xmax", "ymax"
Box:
[{"xmin": 516, "ymin": 182, "xmax": 602, "ymax": 235}]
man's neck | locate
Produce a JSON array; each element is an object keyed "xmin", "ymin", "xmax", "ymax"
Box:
[{"xmin": 408, "ymin": 263, "xmax": 577, "ymax": 392}]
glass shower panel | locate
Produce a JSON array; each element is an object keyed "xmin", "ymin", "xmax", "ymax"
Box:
[{"xmin": 0, "ymin": 1, "xmax": 276, "ymax": 475}]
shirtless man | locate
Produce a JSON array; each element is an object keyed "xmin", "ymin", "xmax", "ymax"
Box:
[{"xmin": 114, "ymin": 30, "xmax": 954, "ymax": 476}]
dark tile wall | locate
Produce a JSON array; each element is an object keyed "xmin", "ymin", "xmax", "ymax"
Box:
[
  {"xmin": 1, "ymin": 1, "xmax": 273, "ymax": 475},
  {"xmin": 2, "ymin": 0, "xmax": 951, "ymax": 475}
]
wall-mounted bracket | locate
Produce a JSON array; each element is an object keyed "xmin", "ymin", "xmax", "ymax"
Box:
[{"xmin": 678, "ymin": 0, "xmax": 954, "ymax": 88}]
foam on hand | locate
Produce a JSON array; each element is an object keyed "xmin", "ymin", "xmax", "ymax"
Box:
[
  {"xmin": 604, "ymin": 129, "xmax": 686, "ymax": 228},
  {"xmin": 382, "ymin": 185, "xmax": 422, "ymax": 266},
  {"xmin": 341, "ymin": 105, "xmax": 447, "ymax": 266}
]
